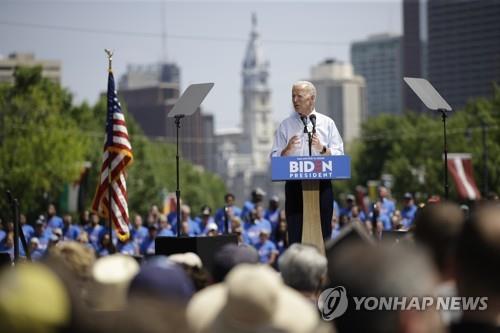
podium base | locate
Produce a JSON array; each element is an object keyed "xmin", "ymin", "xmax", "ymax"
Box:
[{"xmin": 301, "ymin": 180, "xmax": 325, "ymax": 255}]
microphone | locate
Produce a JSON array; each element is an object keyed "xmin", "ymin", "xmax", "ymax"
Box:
[
  {"xmin": 309, "ymin": 114, "xmax": 316, "ymax": 133},
  {"xmin": 300, "ymin": 116, "xmax": 308, "ymax": 133}
]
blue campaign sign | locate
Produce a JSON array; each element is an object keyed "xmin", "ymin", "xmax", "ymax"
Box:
[{"xmin": 271, "ymin": 155, "xmax": 351, "ymax": 181}]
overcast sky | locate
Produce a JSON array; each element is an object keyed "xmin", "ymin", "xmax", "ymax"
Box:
[{"xmin": 0, "ymin": 0, "xmax": 401, "ymax": 131}]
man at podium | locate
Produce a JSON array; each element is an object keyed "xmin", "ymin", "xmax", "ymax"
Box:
[{"xmin": 270, "ymin": 81, "xmax": 344, "ymax": 245}]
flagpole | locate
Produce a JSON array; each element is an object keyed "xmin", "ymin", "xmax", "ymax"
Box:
[{"xmin": 105, "ymin": 49, "xmax": 115, "ymax": 254}]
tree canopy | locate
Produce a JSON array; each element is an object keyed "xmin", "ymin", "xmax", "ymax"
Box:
[
  {"xmin": 342, "ymin": 86, "xmax": 500, "ymax": 202},
  {"xmin": 0, "ymin": 66, "xmax": 226, "ymax": 220}
]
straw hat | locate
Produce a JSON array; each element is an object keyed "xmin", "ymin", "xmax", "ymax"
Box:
[{"xmin": 187, "ymin": 264, "xmax": 320, "ymax": 333}]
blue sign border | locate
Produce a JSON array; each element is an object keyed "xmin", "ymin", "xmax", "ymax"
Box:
[{"xmin": 271, "ymin": 155, "xmax": 351, "ymax": 181}]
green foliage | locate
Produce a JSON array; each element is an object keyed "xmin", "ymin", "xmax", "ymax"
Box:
[
  {"xmin": 349, "ymin": 86, "xmax": 500, "ymax": 202},
  {"xmin": 0, "ymin": 66, "xmax": 226, "ymax": 220},
  {"xmin": 83, "ymin": 95, "xmax": 226, "ymax": 217},
  {"xmin": 0, "ymin": 66, "xmax": 88, "ymax": 215}
]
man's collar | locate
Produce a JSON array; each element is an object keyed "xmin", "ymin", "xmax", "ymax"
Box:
[{"xmin": 295, "ymin": 109, "xmax": 317, "ymax": 119}]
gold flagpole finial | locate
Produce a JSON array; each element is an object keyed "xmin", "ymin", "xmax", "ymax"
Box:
[{"xmin": 104, "ymin": 49, "xmax": 114, "ymax": 72}]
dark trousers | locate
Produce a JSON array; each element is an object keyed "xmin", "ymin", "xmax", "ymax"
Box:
[{"xmin": 285, "ymin": 180, "xmax": 333, "ymax": 245}]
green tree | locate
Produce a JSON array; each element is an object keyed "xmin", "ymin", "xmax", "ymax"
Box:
[
  {"xmin": 84, "ymin": 95, "xmax": 226, "ymax": 217},
  {"xmin": 0, "ymin": 67, "xmax": 88, "ymax": 216},
  {"xmin": 349, "ymin": 86, "xmax": 500, "ymax": 202}
]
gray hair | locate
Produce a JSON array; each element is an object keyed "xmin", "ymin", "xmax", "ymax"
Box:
[
  {"xmin": 278, "ymin": 243, "xmax": 327, "ymax": 292},
  {"xmin": 293, "ymin": 80, "xmax": 317, "ymax": 98}
]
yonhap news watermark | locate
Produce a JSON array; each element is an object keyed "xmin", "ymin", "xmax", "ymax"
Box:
[{"xmin": 317, "ymin": 286, "xmax": 488, "ymax": 321}]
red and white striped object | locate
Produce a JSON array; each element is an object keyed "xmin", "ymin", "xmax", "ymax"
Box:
[
  {"xmin": 91, "ymin": 71, "xmax": 133, "ymax": 241},
  {"xmin": 447, "ymin": 154, "xmax": 481, "ymax": 201}
]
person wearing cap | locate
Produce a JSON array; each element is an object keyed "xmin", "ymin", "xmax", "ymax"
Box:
[
  {"xmin": 401, "ymin": 192, "xmax": 417, "ymax": 229},
  {"xmin": 140, "ymin": 224, "xmax": 158, "ymax": 256},
  {"xmin": 211, "ymin": 244, "xmax": 259, "ymax": 283},
  {"xmin": 33, "ymin": 217, "xmax": 50, "ymax": 252},
  {"xmin": 254, "ymin": 229, "xmax": 278, "ymax": 265},
  {"xmin": 205, "ymin": 223, "xmax": 219, "ymax": 237},
  {"xmin": 195, "ymin": 205, "xmax": 217, "ymax": 236},
  {"xmin": 339, "ymin": 194, "xmax": 367, "ymax": 223},
  {"xmin": 270, "ymin": 81, "xmax": 344, "ymax": 245},
  {"xmin": 186, "ymin": 264, "xmax": 324, "ymax": 333},
  {"xmin": 29, "ymin": 237, "xmax": 45, "ymax": 261},
  {"xmin": 240, "ymin": 188, "xmax": 266, "ymax": 224},
  {"xmin": 214, "ymin": 193, "xmax": 242, "ymax": 233}
]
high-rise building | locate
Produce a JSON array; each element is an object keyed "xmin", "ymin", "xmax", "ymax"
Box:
[
  {"xmin": 309, "ymin": 59, "xmax": 366, "ymax": 144},
  {"xmin": 427, "ymin": 0, "xmax": 500, "ymax": 109},
  {"xmin": 0, "ymin": 53, "xmax": 61, "ymax": 84},
  {"xmin": 402, "ymin": 0, "xmax": 428, "ymax": 112},
  {"xmin": 119, "ymin": 63, "xmax": 210, "ymax": 170},
  {"xmin": 351, "ymin": 34, "xmax": 403, "ymax": 117}
]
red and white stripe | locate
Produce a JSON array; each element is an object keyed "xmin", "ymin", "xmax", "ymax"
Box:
[
  {"xmin": 92, "ymin": 91, "xmax": 133, "ymax": 241},
  {"xmin": 447, "ymin": 153, "xmax": 481, "ymax": 200}
]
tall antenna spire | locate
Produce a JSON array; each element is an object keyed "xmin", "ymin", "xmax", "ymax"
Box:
[{"xmin": 252, "ymin": 12, "xmax": 257, "ymax": 32}]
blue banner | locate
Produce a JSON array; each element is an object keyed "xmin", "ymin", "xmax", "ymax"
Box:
[{"xmin": 271, "ymin": 155, "xmax": 351, "ymax": 181}]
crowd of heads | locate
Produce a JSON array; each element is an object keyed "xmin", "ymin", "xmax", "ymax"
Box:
[{"xmin": 1, "ymin": 188, "xmax": 500, "ymax": 332}]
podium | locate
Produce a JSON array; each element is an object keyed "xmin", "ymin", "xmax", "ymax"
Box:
[{"xmin": 271, "ymin": 155, "xmax": 350, "ymax": 254}]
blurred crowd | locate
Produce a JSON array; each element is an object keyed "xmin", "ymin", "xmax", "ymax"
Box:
[
  {"xmin": 1, "ymin": 187, "xmax": 499, "ymax": 266},
  {"xmin": 0, "ymin": 194, "xmax": 499, "ymax": 333}
]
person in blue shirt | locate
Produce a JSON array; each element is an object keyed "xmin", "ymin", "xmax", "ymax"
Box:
[
  {"xmin": 33, "ymin": 219, "xmax": 50, "ymax": 252},
  {"xmin": 62, "ymin": 214, "xmax": 80, "ymax": 241},
  {"xmin": 243, "ymin": 205, "xmax": 272, "ymax": 246},
  {"xmin": 158, "ymin": 215, "xmax": 175, "ymax": 237},
  {"xmin": 47, "ymin": 203, "xmax": 64, "ymax": 229},
  {"xmin": 0, "ymin": 232, "xmax": 14, "ymax": 261},
  {"xmin": 29, "ymin": 237, "xmax": 45, "ymax": 261},
  {"xmin": 20, "ymin": 214, "xmax": 34, "ymax": 241},
  {"xmin": 339, "ymin": 194, "xmax": 367, "ymax": 222},
  {"xmin": 131, "ymin": 214, "xmax": 149, "ymax": 248},
  {"xmin": 85, "ymin": 212, "xmax": 104, "ymax": 250},
  {"xmin": 195, "ymin": 205, "xmax": 217, "ymax": 236},
  {"xmin": 401, "ymin": 192, "xmax": 418, "ymax": 229},
  {"xmin": 377, "ymin": 186, "xmax": 396, "ymax": 229},
  {"xmin": 240, "ymin": 188, "xmax": 266, "ymax": 223},
  {"xmin": 368, "ymin": 202, "xmax": 390, "ymax": 239},
  {"xmin": 140, "ymin": 224, "xmax": 158, "ymax": 256},
  {"xmin": 330, "ymin": 213, "xmax": 341, "ymax": 239},
  {"xmin": 264, "ymin": 196, "xmax": 281, "ymax": 241},
  {"xmin": 170, "ymin": 205, "xmax": 199, "ymax": 236},
  {"xmin": 254, "ymin": 229, "xmax": 278, "ymax": 265},
  {"xmin": 116, "ymin": 237, "xmax": 137, "ymax": 256},
  {"xmin": 97, "ymin": 233, "xmax": 112, "ymax": 257},
  {"xmin": 214, "ymin": 193, "xmax": 242, "ymax": 233}
]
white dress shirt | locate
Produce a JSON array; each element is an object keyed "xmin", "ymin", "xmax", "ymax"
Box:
[{"xmin": 270, "ymin": 109, "xmax": 344, "ymax": 157}]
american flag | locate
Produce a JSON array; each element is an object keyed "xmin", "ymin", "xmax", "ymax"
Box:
[{"xmin": 91, "ymin": 71, "xmax": 133, "ymax": 241}]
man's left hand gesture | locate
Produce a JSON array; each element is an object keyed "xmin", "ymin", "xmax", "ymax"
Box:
[{"xmin": 311, "ymin": 133, "xmax": 324, "ymax": 152}]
